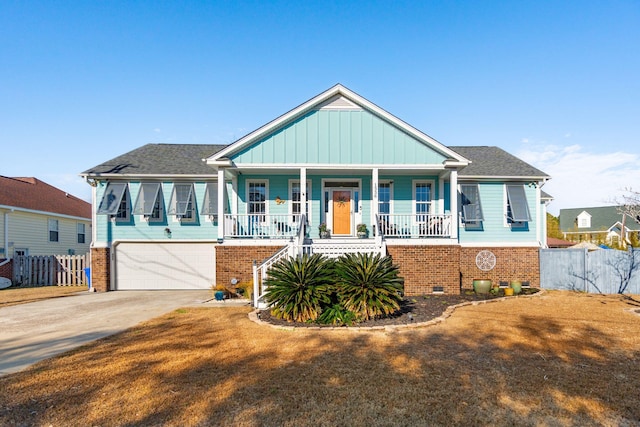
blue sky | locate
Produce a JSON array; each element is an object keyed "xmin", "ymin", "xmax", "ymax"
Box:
[{"xmin": 1, "ymin": 1, "xmax": 639, "ymax": 215}]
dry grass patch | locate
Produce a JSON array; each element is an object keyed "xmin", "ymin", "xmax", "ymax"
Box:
[
  {"xmin": 0, "ymin": 286, "xmax": 85, "ymax": 307},
  {"xmin": 1, "ymin": 291, "xmax": 639, "ymax": 426}
]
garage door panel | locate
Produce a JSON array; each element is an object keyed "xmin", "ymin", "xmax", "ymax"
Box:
[{"xmin": 115, "ymin": 243, "xmax": 215, "ymax": 290}]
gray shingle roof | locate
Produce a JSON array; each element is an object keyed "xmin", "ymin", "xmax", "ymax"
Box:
[
  {"xmin": 559, "ymin": 206, "xmax": 640, "ymax": 233},
  {"xmin": 82, "ymin": 144, "xmax": 227, "ymax": 176},
  {"xmin": 450, "ymin": 146, "xmax": 550, "ymax": 179}
]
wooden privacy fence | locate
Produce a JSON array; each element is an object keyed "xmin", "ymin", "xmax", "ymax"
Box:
[
  {"xmin": 540, "ymin": 248, "xmax": 640, "ymax": 294},
  {"xmin": 12, "ymin": 254, "xmax": 89, "ymax": 286}
]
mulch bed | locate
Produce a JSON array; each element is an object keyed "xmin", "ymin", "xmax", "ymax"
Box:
[{"xmin": 259, "ymin": 288, "xmax": 540, "ymax": 328}]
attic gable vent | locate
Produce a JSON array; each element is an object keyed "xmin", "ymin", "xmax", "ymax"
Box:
[{"xmin": 317, "ymin": 95, "xmax": 362, "ymax": 111}]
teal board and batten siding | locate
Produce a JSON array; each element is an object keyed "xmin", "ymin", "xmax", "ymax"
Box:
[
  {"xmin": 231, "ymin": 110, "xmax": 449, "ymax": 165},
  {"xmin": 94, "ymin": 182, "xmax": 223, "ymax": 244},
  {"xmin": 458, "ymin": 183, "xmax": 539, "ymax": 244}
]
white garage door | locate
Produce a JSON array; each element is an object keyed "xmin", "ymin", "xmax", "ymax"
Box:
[{"xmin": 115, "ymin": 243, "xmax": 215, "ymax": 290}]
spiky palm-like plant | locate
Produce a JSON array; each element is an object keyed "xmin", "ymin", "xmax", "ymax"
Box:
[
  {"xmin": 334, "ymin": 252, "xmax": 404, "ymax": 321},
  {"xmin": 263, "ymin": 253, "xmax": 334, "ymax": 323}
]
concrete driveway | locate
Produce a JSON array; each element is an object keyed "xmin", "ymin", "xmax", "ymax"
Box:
[{"xmin": 0, "ymin": 290, "xmax": 221, "ymax": 376}]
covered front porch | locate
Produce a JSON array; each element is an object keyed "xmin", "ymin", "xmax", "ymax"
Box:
[{"xmin": 214, "ymin": 166, "xmax": 461, "ymax": 242}]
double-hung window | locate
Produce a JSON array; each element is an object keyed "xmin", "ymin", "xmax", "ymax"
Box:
[
  {"xmin": 378, "ymin": 182, "xmax": 392, "ymax": 216},
  {"xmin": 97, "ymin": 182, "xmax": 130, "ymax": 222},
  {"xmin": 133, "ymin": 183, "xmax": 163, "ymax": 222},
  {"xmin": 413, "ymin": 181, "xmax": 433, "ymax": 223},
  {"xmin": 505, "ymin": 184, "xmax": 531, "ymax": 225},
  {"xmin": 201, "ymin": 182, "xmax": 219, "ymax": 221},
  {"xmin": 290, "ymin": 180, "xmax": 311, "ymax": 223},
  {"xmin": 248, "ymin": 181, "xmax": 267, "ymax": 222},
  {"xmin": 460, "ymin": 184, "xmax": 484, "ymax": 226},
  {"xmin": 168, "ymin": 183, "xmax": 196, "ymax": 223},
  {"xmin": 77, "ymin": 223, "xmax": 86, "ymax": 244},
  {"xmin": 48, "ymin": 219, "xmax": 59, "ymax": 242}
]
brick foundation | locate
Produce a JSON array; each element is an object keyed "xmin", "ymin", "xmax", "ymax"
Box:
[
  {"xmin": 386, "ymin": 246, "xmax": 462, "ymax": 295},
  {"xmin": 459, "ymin": 247, "xmax": 540, "ymax": 290},
  {"xmin": 0, "ymin": 259, "xmax": 12, "ymax": 282},
  {"xmin": 215, "ymin": 245, "xmax": 286, "ymax": 288},
  {"xmin": 91, "ymin": 242, "xmax": 540, "ymax": 296},
  {"xmin": 90, "ymin": 247, "xmax": 111, "ymax": 292}
]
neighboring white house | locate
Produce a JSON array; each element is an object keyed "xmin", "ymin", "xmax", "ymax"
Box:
[{"xmin": 0, "ymin": 176, "xmax": 92, "ymax": 259}]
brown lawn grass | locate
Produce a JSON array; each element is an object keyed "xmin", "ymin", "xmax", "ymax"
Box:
[
  {"xmin": 0, "ymin": 285, "xmax": 86, "ymax": 307},
  {"xmin": 1, "ymin": 290, "xmax": 639, "ymax": 426}
]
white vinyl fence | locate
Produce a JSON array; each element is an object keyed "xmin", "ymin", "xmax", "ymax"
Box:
[
  {"xmin": 540, "ymin": 248, "xmax": 640, "ymax": 294},
  {"xmin": 12, "ymin": 254, "xmax": 89, "ymax": 286}
]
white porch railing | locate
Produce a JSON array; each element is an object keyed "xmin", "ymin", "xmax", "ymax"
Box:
[
  {"xmin": 225, "ymin": 214, "xmax": 302, "ymax": 238},
  {"xmin": 300, "ymin": 242, "xmax": 382, "ymax": 258},
  {"xmin": 252, "ymin": 215, "xmax": 307, "ymax": 307},
  {"xmin": 252, "ymin": 215, "xmax": 387, "ymax": 308},
  {"xmin": 376, "ymin": 213, "xmax": 452, "ymax": 238}
]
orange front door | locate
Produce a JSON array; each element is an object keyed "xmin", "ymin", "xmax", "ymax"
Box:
[{"xmin": 332, "ymin": 190, "xmax": 352, "ymax": 235}]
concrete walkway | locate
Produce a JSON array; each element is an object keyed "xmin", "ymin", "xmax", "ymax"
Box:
[{"xmin": 0, "ymin": 290, "xmax": 248, "ymax": 376}]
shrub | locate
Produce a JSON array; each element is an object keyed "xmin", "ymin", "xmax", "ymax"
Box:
[
  {"xmin": 334, "ymin": 252, "xmax": 404, "ymax": 321},
  {"xmin": 263, "ymin": 253, "xmax": 334, "ymax": 322},
  {"xmin": 317, "ymin": 302, "xmax": 357, "ymax": 326}
]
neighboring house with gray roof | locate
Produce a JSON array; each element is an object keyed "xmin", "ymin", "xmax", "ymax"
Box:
[
  {"xmin": 559, "ymin": 206, "xmax": 640, "ymax": 247},
  {"xmin": 81, "ymin": 84, "xmax": 551, "ymax": 302}
]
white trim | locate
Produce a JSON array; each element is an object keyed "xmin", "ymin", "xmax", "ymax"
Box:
[
  {"xmin": 0, "ymin": 204, "xmax": 90, "ymax": 222},
  {"xmin": 77, "ymin": 222, "xmax": 87, "ymax": 244},
  {"xmin": 82, "ymin": 173, "xmax": 218, "ymax": 179},
  {"xmin": 245, "ymin": 179, "xmax": 269, "ymax": 219},
  {"xmin": 321, "ymin": 178, "xmax": 362, "ymax": 236},
  {"xmin": 460, "ymin": 175, "xmax": 550, "ymax": 181},
  {"xmin": 207, "ymin": 84, "xmax": 469, "ymax": 166},
  {"xmin": 412, "ymin": 179, "xmax": 435, "ymax": 223},
  {"xmin": 289, "ymin": 179, "xmax": 312, "ymax": 225},
  {"xmin": 460, "ymin": 242, "xmax": 543, "ymax": 248},
  {"xmin": 378, "ymin": 180, "xmax": 394, "ymax": 215},
  {"xmin": 230, "ymin": 163, "xmax": 451, "ymax": 170},
  {"xmin": 48, "ymin": 218, "xmax": 59, "ymax": 243}
]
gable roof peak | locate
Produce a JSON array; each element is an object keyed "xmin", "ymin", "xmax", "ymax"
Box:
[{"xmin": 208, "ymin": 84, "xmax": 469, "ymax": 166}]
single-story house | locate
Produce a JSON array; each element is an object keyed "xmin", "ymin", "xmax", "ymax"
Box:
[
  {"xmin": 81, "ymin": 84, "xmax": 551, "ymax": 301},
  {"xmin": 0, "ymin": 176, "xmax": 92, "ymax": 279},
  {"xmin": 559, "ymin": 206, "xmax": 640, "ymax": 247}
]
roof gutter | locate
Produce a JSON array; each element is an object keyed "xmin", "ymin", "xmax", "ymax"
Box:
[
  {"xmin": 80, "ymin": 173, "xmax": 219, "ymax": 180},
  {"xmin": 0, "ymin": 204, "xmax": 90, "ymax": 221}
]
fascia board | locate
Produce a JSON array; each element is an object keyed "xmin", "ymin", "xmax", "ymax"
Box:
[
  {"xmin": 231, "ymin": 163, "xmax": 449, "ymax": 170},
  {"xmin": 208, "ymin": 84, "xmax": 470, "ymax": 165},
  {"xmin": 81, "ymin": 173, "xmax": 219, "ymax": 180},
  {"xmin": 0, "ymin": 204, "xmax": 90, "ymax": 221},
  {"xmin": 204, "ymin": 158, "xmax": 232, "ymax": 166},
  {"xmin": 458, "ymin": 175, "xmax": 550, "ymax": 181}
]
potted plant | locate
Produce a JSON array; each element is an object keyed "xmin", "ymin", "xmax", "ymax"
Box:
[
  {"xmin": 509, "ymin": 280, "xmax": 522, "ymax": 295},
  {"xmin": 356, "ymin": 223, "xmax": 368, "ymax": 238},
  {"xmin": 472, "ymin": 279, "xmax": 492, "ymax": 294},
  {"xmin": 318, "ymin": 222, "xmax": 330, "ymax": 239},
  {"xmin": 212, "ymin": 284, "xmax": 227, "ymax": 301}
]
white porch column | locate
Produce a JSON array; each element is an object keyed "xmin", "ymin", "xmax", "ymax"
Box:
[
  {"xmin": 217, "ymin": 168, "xmax": 225, "ymax": 241},
  {"xmin": 449, "ymin": 169, "xmax": 458, "ymax": 240},
  {"xmin": 300, "ymin": 167, "xmax": 307, "ymax": 220},
  {"xmin": 371, "ymin": 168, "xmax": 379, "ymax": 227},
  {"xmin": 231, "ymin": 175, "xmax": 238, "ymax": 216}
]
